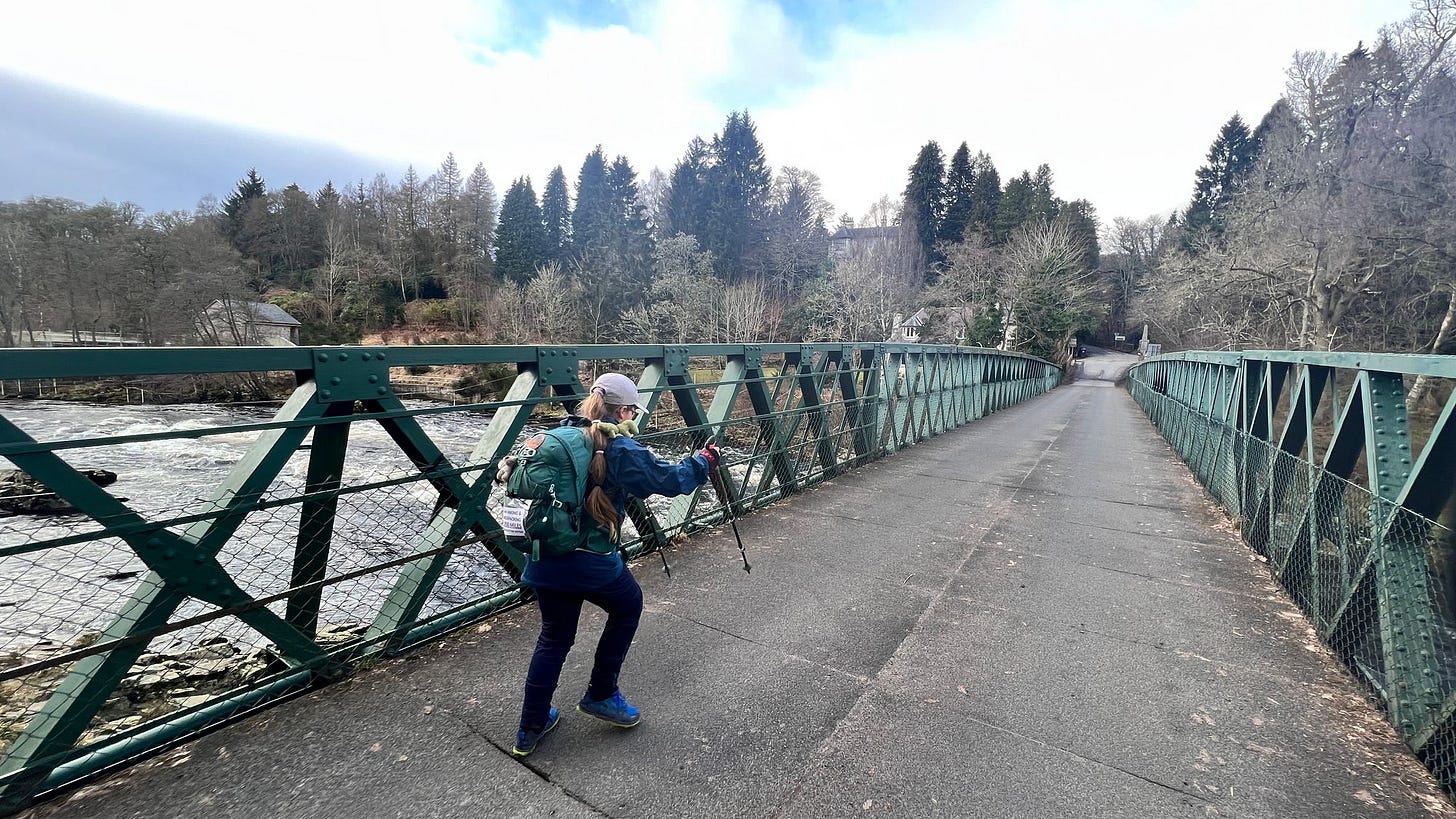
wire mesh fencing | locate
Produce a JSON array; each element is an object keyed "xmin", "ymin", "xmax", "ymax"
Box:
[
  {"xmin": 0, "ymin": 342, "xmax": 1059, "ymax": 810},
  {"xmin": 1128, "ymin": 352, "xmax": 1456, "ymax": 797}
]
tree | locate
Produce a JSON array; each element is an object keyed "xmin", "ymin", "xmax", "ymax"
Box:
[
  {"xmin": 461, "ymin": 163, "xmax": 498, "ymax": 268},
  {"xmin": 1028, "ymin": 164, "xmax": 1060, "ymax": 225},
  {"xmin": 968, "ymin": 152, "xmax": 1002, "ymax": 240},
  {"xmin": 541, "ymin": 165, "xmax": 572, "ymax": 265},
  {"xmin": 495, "ymin": 177, "xmax": 548, "ymax": 285},
  {"xmin": 222, "ymin": 169, "xmax": 267, "ymax": 251},
  {"xmin": 1181, "ymin": 115, "xmax": 1257, "ymax": 247},
  {"xmin": 572, "ymin": 147, "xmax": 615, "ymax": 261},
  {"xmin": 764, "ymin": 174, "xmax": 828, "ymax": 295},
  {"xmin": 938, "ymin": 143, "xmax": 975, "ymax": 245},
  {"xmin": 607, "ymin": 155, "xmax": 654, "ymax": 297},
  {"xmin": 798, "ymin": 196, "xmax": 918, "ymax": 342},
  {"xmin": 704, "ymin": 111, "xmax": 772, "ymax": 281},
  {"xmin": 901, "ymin": 140, "xmax": 945, "ymax": 273},
  {"xmin": 523, "ymin": 262, "xmax": 582, "ymax": 342},
  {"xmin": 999, "ymin": 218, "xmax": 1104, "ymax": 363},
  {"xmin": 993, "ymin": 172, "xmax": 1033, "ymax": 243},
  {"xmin": 664, "ymin": 137, "xmax": 711, "ymax": 240}
]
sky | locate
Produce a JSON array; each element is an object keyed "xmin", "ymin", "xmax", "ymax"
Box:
[{"xmin": 0, "ymin": 0, "xmax": 1423, "ymax": 225}]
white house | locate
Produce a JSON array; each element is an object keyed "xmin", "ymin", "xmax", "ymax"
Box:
[
  {"xmin": 201, "ymin": 299, "xmax": 300, "ymax": 346},
  {"xmin": 828, "ymin": 226, "xmax": 901, "ymax": 261}
]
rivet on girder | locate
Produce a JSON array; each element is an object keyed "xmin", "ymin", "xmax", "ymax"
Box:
[{"xmin": 338, "ymin": 352, "xmax": 349, "ymax": 361}]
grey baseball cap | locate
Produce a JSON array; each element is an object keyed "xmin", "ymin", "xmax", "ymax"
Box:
[{"xmin": 591, "ymin": 373, "xmax": 648, "ymax": 411}]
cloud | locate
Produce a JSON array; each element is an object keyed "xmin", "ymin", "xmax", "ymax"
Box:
[{"xmin": 0, "ymin": 0, "xmax": 1418, "ymax": 222}]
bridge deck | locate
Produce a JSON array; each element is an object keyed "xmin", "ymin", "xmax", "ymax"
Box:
[{"xmin": 24, "ymin": 376, "xmax": 1453, "ymax": 818}]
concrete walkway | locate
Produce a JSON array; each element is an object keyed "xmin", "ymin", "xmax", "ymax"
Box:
[{"xmin": 24, "ymin": 368, "xmax": 1455, "ymax": 818}]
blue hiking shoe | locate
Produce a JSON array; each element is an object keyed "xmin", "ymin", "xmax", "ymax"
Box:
[
  {"xmin": 576, "ymin": 691, "xmax": 641, "ymax": 728},
  {"xmin": 512, "ymin": 706, "xmax": 560, "ymax": 757}
]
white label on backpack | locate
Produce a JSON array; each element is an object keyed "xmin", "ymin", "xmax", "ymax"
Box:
[{"xmin": 501, "ymin": 503, "xmax": 528, "ymax": 538}]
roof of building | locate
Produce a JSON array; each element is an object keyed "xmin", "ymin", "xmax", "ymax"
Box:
[
  {"xmin": 207, "ymin": 299, "xmax": 300, "ymax": 326},
  {"xmin": 829, "ymin": 226, "xmax": 900, "ymax": 241}
]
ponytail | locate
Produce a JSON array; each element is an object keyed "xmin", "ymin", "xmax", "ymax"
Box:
[
  {"xmin": 579, "ymin": 391, "xmax": 609, "ymax": 421},
  {"xmin": 578, "ymin": 389, "xmax": 626, "ymax": 539},
  {"xmin": 584, "ymin": 421, "xmax": 620, "ymax": 539}
]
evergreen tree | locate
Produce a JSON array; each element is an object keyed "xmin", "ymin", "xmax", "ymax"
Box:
[
  {"xmin": 607, "ymin": 155, "xmax": 653, "ymax": 289},
  {"xmin": 541, "ymin": 166, "xmax": 572, "ymax": 265},
  {"xmin": 572, "ymin": 147, "xmax": 615, "ymax": 260},
  {"xmin": 1059, "ymin": 199, "xmax": 1100, "ymax": 272},
  {"xmin": 993, "ymin": 172, "xmax": 1033, "ymax": 244},
  {"xmin": 1182, "ymin": 114, "xmax": 1257, "ymax": 245},
  {"xmin": 221, "ymin": 169, "xmax": 268, "ymax": 252},
  {"xmin": 968, "ymin": 152, "xmax": 1001, "ymax": 240},
  {"xmin": 462, "ymin": 163, "xmax": 497, "ymax": 266},
  {"xmin": 431, "ymin": 153, "xmax": 464, "ymax": 245},
  {"xmin": 901, "ymin": 141, "xmax": 945, "ymax": 272},
  {"xmin": 665, "ymin": 137, "xmax": 711, "ymax": 239},
  {"xmin": 495, "ymin": 177, "xmax": 547, "ymax": 285},
  {"xmin": 1028, "ymin": 164, "xmax": 1060, "ymax": 224},
  {"xmin": 938, "ymin": 143, "xmax": 974, "ymax": 245},
  {"xmin": 704, "ymin": 111, "xmax": 772, "ymax": 281}
]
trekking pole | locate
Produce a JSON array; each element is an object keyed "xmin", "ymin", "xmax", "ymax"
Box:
[{"xmin": 704, "ymin": 452, "xmax": 751, "ymax": 574}]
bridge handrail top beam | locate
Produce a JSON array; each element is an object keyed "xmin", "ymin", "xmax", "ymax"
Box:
[
  {"xmin": 1139, "ymin": 350, "xmax": 1456, "ymax": 378},
  {"xmin": 0, "ymin": 343, "xmax": 1057, "ymax": 380}
]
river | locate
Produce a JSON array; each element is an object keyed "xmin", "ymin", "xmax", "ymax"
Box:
[{"xmin": 0, "ymin": 400, "xmax": 523, "ymax": 654}]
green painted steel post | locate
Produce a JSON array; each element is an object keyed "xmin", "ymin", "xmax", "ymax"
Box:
[{"xmin": 287, "ymin": 402, "xmax": 355, "ymax": 637}]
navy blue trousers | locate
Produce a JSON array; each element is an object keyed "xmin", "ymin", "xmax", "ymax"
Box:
[{"xmin": 519, "ymin": 568, "xmax": 644, "ymax": 730}]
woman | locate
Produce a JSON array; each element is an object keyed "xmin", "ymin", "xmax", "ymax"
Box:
[{"xmin": 510, "ymin": 372, "xmax": 719, "ymax": 758}]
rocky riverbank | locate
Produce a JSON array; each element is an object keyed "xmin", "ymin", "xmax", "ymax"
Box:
[
  {"xmin": 0, "ymin": 468, "xmax": 118, "ymax": 516},
  {"xmin": 0, "ymin": 623, "xmax": 367, "ymax": 749}
]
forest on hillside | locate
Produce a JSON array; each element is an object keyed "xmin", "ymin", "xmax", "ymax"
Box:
[
  {"xmin": 1119, "ymin": 0, "xmax": 1456, "ymax": 359},
  {"xmin": 2, "ymin": 1, "xmax": 1452, "ymax": 368}
]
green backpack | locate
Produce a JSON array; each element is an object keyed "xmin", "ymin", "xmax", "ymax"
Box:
[{"xmin": 500, "ymin": 426, "xmax": 611, "ymax": 558}]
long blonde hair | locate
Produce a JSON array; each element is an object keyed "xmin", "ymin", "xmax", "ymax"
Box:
[{"xmin": 579, "ymin": 391, "xmax": 624, "ymax": 540}]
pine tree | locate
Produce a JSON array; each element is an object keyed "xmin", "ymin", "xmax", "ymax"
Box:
[
  {"xmin": 901, "ymin": 141, "xmax": 945, "ymax": 271},
  {"xmin": 432, "ymin": 153, "xmax": 463, "ymax": 245},
  {"xmin": 607, "ymin": 155, "xmax": 653, "ymax": 289},
  {"xmin": 938, "ymin": 143, "xmax": 974, "ymax": 245},
  {"xmin": 1059, "ymin": 199, "xmax": 1100, "ymax": 272},
  {"xmin": 462, "ymin": 163, "xmax": 497, "ymax": 265},
  {"xmin": 495, "ymin": 177, "xmax": 547, "ymax": 285},
  {"xmin": 1182, "ymin": 114, "xmax": 1257, "ymax": 244},
  {"xmin": 665, "ymin": 137, "xmax": 711, "ymax": 239},
  {"xmin": 704, "ymin": 111, "xmax": 772, "ymax": 281},
  {"xmin": 1028, "ymin": 164, "xmax": 1060, "ymax": 224},
  {"xmin": 993, "ymin": 172, "xmax": 1033, "ymax": 243},
  {"xmin": 968, "ymin": 152, "xmax": 1001, "ymax": 240},
  {"xmin": 572, "ymin": 147, "xmax": 615, "ymax": 260},
  {"xmin": 542, "ymin": 166, "xmax": 572, "ymax": 265},
  {"xmin": 221, "ymin": 169, "xmax": 267, "ymax": 250}
]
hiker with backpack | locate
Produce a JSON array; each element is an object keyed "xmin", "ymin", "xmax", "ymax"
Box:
[{"xmin": 500, "ymin": 372, "xmax": 721, "ymax": 758}]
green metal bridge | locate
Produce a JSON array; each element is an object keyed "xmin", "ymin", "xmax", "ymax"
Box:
[{"xmin": 0, "ymin": 344, "xmax": 1453, "ymax": 816}]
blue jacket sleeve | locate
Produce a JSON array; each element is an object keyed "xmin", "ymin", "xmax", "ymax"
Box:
[{"xmin": 607, "ymin": 437, "xmax": 710, "ymax": 500}]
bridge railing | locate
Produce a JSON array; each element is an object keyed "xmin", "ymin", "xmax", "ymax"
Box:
[
  {"xmin": 0, "ymin": 342, "xmax": 1059, "ymax": 810},
  {"xmin": 1128, "ymin": 351, "xmax": 1456, "ymax": 794}
]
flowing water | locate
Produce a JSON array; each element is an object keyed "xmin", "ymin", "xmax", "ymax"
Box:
[{"xmin": 0, "ymin": 400, "xmax": 521, "ymax": 653}]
